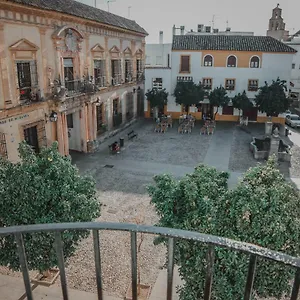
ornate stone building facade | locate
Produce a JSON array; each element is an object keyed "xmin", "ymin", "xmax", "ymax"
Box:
[{"xmin": 0, "ymin": 0, "xmax": 147, "ymax": 161}]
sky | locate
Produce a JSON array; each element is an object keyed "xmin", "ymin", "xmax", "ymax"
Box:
[{"xmin": 77, "ymin": 0, "xmax": 300, "ymax": 44}]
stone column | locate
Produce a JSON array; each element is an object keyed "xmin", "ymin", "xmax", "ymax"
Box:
[
  {"xmin": 39, "ymin": 27, "xmax": 48, "ymax": 97},
  {"xmin": 0, "ymin": 22, "xmax": 13, "ymax": 107},
  {"xmin": 122, "ymin": 92, "xmax": 127, "ymax": 124},
  {"xmin": 81, "ymin": 105, "xmax": 88, "ymax": 152},
  {"xmin": 61, "ymin": 113, "xmax": 69, "ymax": 156},
  {"xmin": 92, "ymin": 102, "xmax": 97, "ymax": 140},
  {"xmin": 56, "ymin": 113, "xmax": 65, "ymax": 155},
  {"xmin": 269, "ymin": 128, "xmax": 280, "ymax": 160},
  {"xmin": 265, "ymin": 121, "xmax": 273, "ymax": 137}
]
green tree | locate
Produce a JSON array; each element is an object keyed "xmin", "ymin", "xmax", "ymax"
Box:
[
  {"xmin": 232, "ymin": 90, "xmax": 253, "ymax": 117},
  {"xmin": 0, "ymin": 142, "xmax": 100, "ymax": 272},
  {"xmin": 145, "ymin": 88, "xmax": 169, "ymax": 111},
  {"xmin": 208, "ymin": 86, "xmax": 230, "ymax": 119},
  {"xmin": 173, "ymin": 81, "xmax": 205, "ymax": 113},
  {"xmin": 148, "ymin": 158, "xmax": 300, "ymax": 300},
  {"xmin": 255, "ymin": 78, "xmax": 289, "ymax": 116}
]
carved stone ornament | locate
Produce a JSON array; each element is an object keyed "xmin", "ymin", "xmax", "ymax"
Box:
[{"xmin": 65, "ymin": 29, "xmax": 78, "ymax": 52}]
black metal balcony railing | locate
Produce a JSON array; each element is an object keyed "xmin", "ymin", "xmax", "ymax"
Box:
[
  {"xmin": 111, "ymin": 75, "xmax": 122, "ymax": 86},
  {"xmin": 95, "ymin": 76, "xmax": 106, "ymax": 88},
  {"xmin": 1, "ymin": 222, "xmax": 300, "ymax": 300},
  {"xmin": 65, "ymin": 80, "xmax": 97, "ymax": 97}
]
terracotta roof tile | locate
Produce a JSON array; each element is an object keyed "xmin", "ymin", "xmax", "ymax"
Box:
[
  {"xmin": 172, "ymin": 35, "xmax": 297, "ymax": 53},
  {"xmin": 6, "ymin": 0, "xmax": 148, "ymax": 35}
]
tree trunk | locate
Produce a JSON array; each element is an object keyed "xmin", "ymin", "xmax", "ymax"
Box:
[{"xmin": 214, "ymin": 107, "xmax": 218, "ymax": 120}]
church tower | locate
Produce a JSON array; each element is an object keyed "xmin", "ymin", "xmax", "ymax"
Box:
[{"xmin": 267, "ymin": 4, "xmax": 289, "ymax": 41}]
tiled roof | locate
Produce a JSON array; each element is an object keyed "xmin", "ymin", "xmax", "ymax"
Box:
[
  {"xmin": 172, "ymin": 35, "xmax": 297, "ymax": 53},
  {"xmin": 6, "ymin": 0, "xmax": 148, "ymax": 35}
]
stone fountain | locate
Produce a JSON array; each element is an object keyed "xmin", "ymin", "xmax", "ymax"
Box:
[{"xmin": 250, "ymin": 122, "xmax": 291, "ymax": 162}]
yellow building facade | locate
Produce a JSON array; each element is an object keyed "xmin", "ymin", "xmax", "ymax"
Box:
[{"xmin": 0, "ymin": 0, "xmax": 147, "ymax": 162}]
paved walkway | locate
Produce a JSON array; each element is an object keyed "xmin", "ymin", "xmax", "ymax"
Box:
[{"xmin": 0, "ymin": 274, "xmax": 121, "ymax": 300}]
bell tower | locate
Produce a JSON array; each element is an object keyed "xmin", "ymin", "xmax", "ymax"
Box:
[{"xmin": 267, "ymin": 4, "xmax": 289, "ymax": 41}]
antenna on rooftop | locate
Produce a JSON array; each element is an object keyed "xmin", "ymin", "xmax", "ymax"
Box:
[
  {"xmin": 107, "ymin": 0, "xmax": 116, "ymax": 12},
  {"xmin": 128, "ymin": 6, "xmax": 132, "ymax": 18}
]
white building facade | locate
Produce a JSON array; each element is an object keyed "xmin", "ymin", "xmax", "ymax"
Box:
[{"xmin": 145, "ymin": 34, "xmax": 296, "ymax": 123}]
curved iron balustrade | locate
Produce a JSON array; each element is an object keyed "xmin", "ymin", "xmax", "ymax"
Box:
[{"xmin": 0, "ymin": 222, "xmax": 300, "ymax": 300}]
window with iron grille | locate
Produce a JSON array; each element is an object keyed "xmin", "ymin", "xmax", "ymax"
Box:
[
  {"xmin": 180, "ymin": 56, "xmax": 190, "ymax": 72},
  {"xmin": 177, "ymin": 76, "xmax": 193, "ymax": 82},
  {"xmin": 225, "ymin": 79, "xmax": 236, "ymax": 90},
  {"xmin": 125, "ymin": 60, "xmax": 133, "ymax": 83},
  {"xmin": 111, "ymin": 59, "xmax": 121, "ymax": 85},
  {"xmin": 248, "ymin": 80, "xmax": 259, "ymax": 91},
  {"xmin": 0, "ymin": 132, "xmax": 7, "ymax": 159},
  {"xmin": 64, "ymin": 58, "xmax": 75, "ymax": 91},
  {"xmin": 250, "ymin": 56, "xmax": 260, "ymax": 68},
  {"xmin": 96, "ymin": 103, "xmax": 103, "ymax": 132},
  {"xmin": 152, "ymin": 78, "xmax": 163, "ymax": 90},
  {"xmin": 16, "ymin": 60, "xmax": 38, "ymax": 100},
  {"xmin": 94, "ymin": 60, "xmax": 106, "ymax": 87},
  {"xmin": 203, "ymin": 55, "xmax": 213, "ymax": 67},
  {"xmin": 137, "ymin": 59, "xmax": 143, "ymax": 79},
  {"xmin": 24, "ymin": 126, "xmax": 39, "ymax": 153},
  {"xmin": 227, "ymin": 56, "xmax": 237, "ymax": 67},
  {"xmin": 202, "ymin": 78, "xmax": 213, "ymax": 90}
]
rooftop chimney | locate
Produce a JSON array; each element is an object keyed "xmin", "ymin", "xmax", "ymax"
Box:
[
  {"xmin": 180, "ymin": 26, "xmax": 185, "ymax": 35},
  {"xmin": 172, "ymin": 25, "xmax": 176, "ymax": 36},
  {"xmin": 159, "ymin": 31, "xmax": 163, "ymax": 44}
]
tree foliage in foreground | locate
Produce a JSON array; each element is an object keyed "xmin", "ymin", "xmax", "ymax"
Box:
[
  {"xmin": 173, "ymin": 81, "xmax": 206, "ymax": 107},
  {"xmin": 145, "ymin": 88, "xmax": 169, "ymax": 110},
  {"xmin": 0, "ymin": 142, "xmax": 100, "ymax": 272},
  {"xmin": 232, "ymin": 90, "xmax": 253, "ymax": 116},
  {"xmin": 255, "ymin": 78, "xmax": 289, "ymax": 117},
  {"xmin": 148, "ymin": 158, "xmax": 300, "ymax": 299},
  {"xmin": 208, "ymin": 86, "xmax": 230, "ymax": 119}
]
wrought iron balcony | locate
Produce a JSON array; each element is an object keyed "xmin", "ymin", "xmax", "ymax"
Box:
[
  {"xmin": 1, "ymin": 222, "xmax": 300, "ymax": 300},
  {"xmin": 95, "ymin": 76, "xmax": 107, "ymax": 88},
  {"xmin": 65, "ymin": 80, "xmax": 97, "ymax": 97},
  {"xmin": 111, "ymin": 75, "xmax": 122, "ymax": 86}
]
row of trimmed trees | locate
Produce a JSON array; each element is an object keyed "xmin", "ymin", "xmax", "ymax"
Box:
[{"xmin": 145, "ymin": 78, "xmax": 290, "ymax": 119}]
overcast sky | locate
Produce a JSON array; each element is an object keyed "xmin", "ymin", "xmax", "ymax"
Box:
[{"xmin": 77, "ymin": 0, "xmax": 299, "ymax": 43}]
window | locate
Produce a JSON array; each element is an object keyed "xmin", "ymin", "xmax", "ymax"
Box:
[
  {"xmin": 248, "ymin": 80, "xmax": 259, "ymax": 92},
  {"xmin": 137, "ymin": 59, "xmax": 143, "ymax": 80},
  {"xmin": 16, "ymin": 60, "xmax": 38, "ymax": 100},
  {"xmin": 0, "ymin": 132, "xmax": 7, "ymax": 159},
  {"xmin": 111, "ymin": 59, "xmax": 121, "ymax": 85},
  {"xmin": 125, "ymin": 59, "xmax": 133, "ymax": 82},
  {"xmin": 24, "ymin": 126, "xmax": 39, "ymax": 153},
  {"xmin": 250, "ymin": 56, "xmax": 260, "ymax": 68},
  {"xmin": 227, "ymin": 55, "xmax": 237, "ymax": 67},
  {"xmin": 156, "ymin": 56, "xmax": 162, "ymax": 65},
  {"xmin": 203, "ymin": 55, "xmax": 213, "ymax": 67},
  {"xmin": 96, "ymin": 103, "xmax": 103, "ymax": 133},
  {"xmin": 292, "ymin": 63, "xmax": 296, "ymax": 69},
  {"xmin": 225, "ymin": 79, "xmax": 236, "ymax": 90},
  {"xmin": 94, "ymin": 60, "xmax": 106, "ymax": 87},
  {"xmin": 64, "ymin": 58, "xmax": 74, "ymax": 91},
  {"xmin": 152, "ymin": 78, "xmax": 163, "ymax": 90},
  {"xmin": 202, "ymin": 78, "xmax": 212, "ymax": 90},
  {"xmin": 177, "ymin": 76, "xmax": 193, "ymax": 82},
  {"xmin": 180, "ymin": 55, "xmax": 190, "ymax": 73},
  {"xmin": 66, "ymin": 114, "xmax": 74, "ymax": 128}
]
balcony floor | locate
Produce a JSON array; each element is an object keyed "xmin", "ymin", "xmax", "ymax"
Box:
[{"xmin": 0, "ymin": 273, "xmax": 122, "ymax": 300}]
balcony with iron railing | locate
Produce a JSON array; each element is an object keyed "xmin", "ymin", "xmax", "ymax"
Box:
[
  {"xmin": 19, "ymin": 86, "xmax": 43, "ymax": 103},
  {"xmin": 95, "ymin": 76, "xmax": 107, "ymax": 88},
  {"xmin": 1, "ymin": 222, "xmax": 300, "ymax": 300},
  {"xmin": 111, "ymin": 75, "xmax": 122, "ymax": 86}
]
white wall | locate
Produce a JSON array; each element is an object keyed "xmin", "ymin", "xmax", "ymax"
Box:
[
  {"xmin": 145, "ymin": 44, "xmax": 172, "ymax": 67},
  {"xmin": 144, "ymin": 68, "xmax": 173, "ymax": 111},
  {"xmin": 166, "ymin": 51, "xmax": 294, "ymax": 109},
  {"xmin": 286, "ymin": 40, "xmax": 300, "ymax": 97}
]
